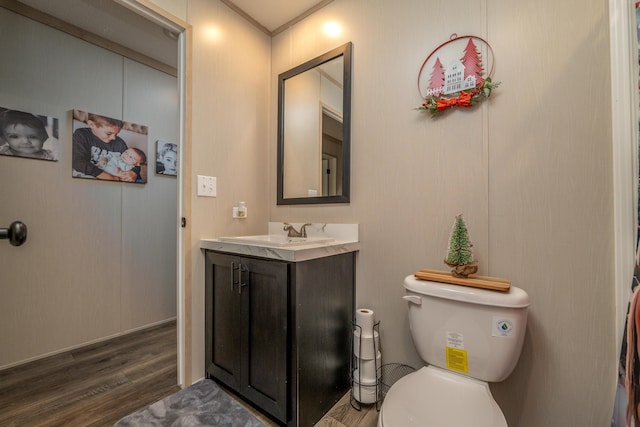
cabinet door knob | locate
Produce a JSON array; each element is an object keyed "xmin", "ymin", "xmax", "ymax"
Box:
[
  {"xmin": 231, "ymin": 262, "xmax": 240, "ymax": 291},
  {"xmin": 238, "ymin": 263, "xmax": 249, "ymax": 294}
]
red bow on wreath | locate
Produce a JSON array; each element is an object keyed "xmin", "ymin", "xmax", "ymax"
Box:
[{"xmin": 435, "ymin": 91, "xmax": 473, "ymax": 111}]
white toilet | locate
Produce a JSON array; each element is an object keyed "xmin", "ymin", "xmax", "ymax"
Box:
[{"xmin": 378, "ymin": 275, "xmax": 529, "ymax": 427}]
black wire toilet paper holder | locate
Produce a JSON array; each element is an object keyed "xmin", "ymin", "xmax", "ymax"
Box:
[{"xmin": 350, "ymin": 320, "xmax": 382, "ymax": 411}]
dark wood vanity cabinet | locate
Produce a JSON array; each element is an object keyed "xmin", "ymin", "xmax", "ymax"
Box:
[
  {"xmin": 205, "ymin": 250, "xmax": 355, "ymax": 427},
  {"xmin": 205, "ymin": 251, "xmax": 289, "ymax": 421}
]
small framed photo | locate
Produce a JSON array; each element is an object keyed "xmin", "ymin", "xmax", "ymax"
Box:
[
  {"xmin": 0, "ymin": 106, "xmax": 59, "ymax": 161},
  {"xmin": 155, "ymin": 140, "xmax": 178, "ymax": 176},
  {"xmin": 72, "ymin": 109, "xmax": 148, "ymax": 184}
]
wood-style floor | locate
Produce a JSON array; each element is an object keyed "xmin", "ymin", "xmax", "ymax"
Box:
[
  {"xmin": 0, "ymin": 320, "xmax": 180, "ymax": 426},
  {"xmin": 0, "ymin": 320, "xmax": 378, "ymax": 427},
  {"xmin": 244, "ymin": 387, "xmax": 379, "ymax": 427}
]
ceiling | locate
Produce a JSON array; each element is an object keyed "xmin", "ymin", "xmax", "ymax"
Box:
[
  {"xmin": 15, "ymin": 0, "xmax": 330, "ymax": 70},
  {"xmin": 225, "ymin": 0, "xmax": 329, "ymax": 33}
]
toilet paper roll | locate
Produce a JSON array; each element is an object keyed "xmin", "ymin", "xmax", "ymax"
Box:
[
  {"xmin": 356, "ymin": 351, "xmax": 381, "ymax": 382},
  {"xmin": 353, "ymin": 329, "xmax": 380, "ymax": 360},
  {"xmin": 352, "ymin": 373, "xmax": 378, "ymax": 404},
  {"xmin": 355, "ymin": 308, "xmax": 375, "ymax": 337},
  {"xmin": 352, "ymin": 368, "xmax": 377, "ymax": 385}
]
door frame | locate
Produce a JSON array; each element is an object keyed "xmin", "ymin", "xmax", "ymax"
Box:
[
  {"xmin": 116, "ymin": 0, "xmax": 192, "ymax": 386},
  {"xmin": 609, "ymin": 0, "xmax": 639, "ymax": 354}
]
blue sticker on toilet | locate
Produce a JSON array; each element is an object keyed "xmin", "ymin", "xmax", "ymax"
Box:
[{"xmin": 492, "ymin": 317, "xmax": 515, "ymax": 337}]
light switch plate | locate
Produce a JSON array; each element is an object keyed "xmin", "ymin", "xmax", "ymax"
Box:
[{"xmin": 197, "ymin": 175, "xmax": 216, "ymax": 197}]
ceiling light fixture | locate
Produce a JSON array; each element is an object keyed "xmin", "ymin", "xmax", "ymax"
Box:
[
  {"xmin": 205, "ymin": 25, "xmax": 223, "ymax": 41},
  {"xmin": 323, "ymin": 21, "xmax": 342, "ymax": 37}
]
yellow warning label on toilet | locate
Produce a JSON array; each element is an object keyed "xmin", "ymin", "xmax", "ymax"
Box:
[{"xmin": 446, "ymin": 347, "xmax": 469, "ymax": 373}]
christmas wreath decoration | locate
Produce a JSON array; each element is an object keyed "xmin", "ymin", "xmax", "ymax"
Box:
[
  {"xmin": 419, "ymin": 78, "xmax": 499, "ymax": 116},
  {"xmin": 417, "ymin": 35, "xmax": 499, "ymax": 117}
]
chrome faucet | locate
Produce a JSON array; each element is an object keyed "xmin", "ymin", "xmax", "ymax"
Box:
[{"xmin": 283, "ymin": 222, "xmax": 311, "ymax": 238}]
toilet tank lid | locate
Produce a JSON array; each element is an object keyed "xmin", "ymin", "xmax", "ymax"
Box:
[{"xmin": 404, "ymin": 275, "xmax": 529, "ymax": 308}]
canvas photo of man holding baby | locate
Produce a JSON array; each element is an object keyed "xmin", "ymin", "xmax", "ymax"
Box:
[{"xmin": 72, "ymin": 109, "xmax": 149, "ymax": 184}]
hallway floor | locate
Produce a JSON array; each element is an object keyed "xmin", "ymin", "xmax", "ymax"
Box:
[{"xmin": 0, "ymin": 320, "xmax": 378, "ymax": 426}]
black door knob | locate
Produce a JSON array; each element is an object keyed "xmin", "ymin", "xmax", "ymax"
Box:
[{"xmin": 0, "ymin": 221, "xmax": 27, "ymax": 246}]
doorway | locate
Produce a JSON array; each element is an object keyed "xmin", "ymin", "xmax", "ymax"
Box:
[
  {"xmin": 0, "ymin": 1, "xmax": 188, "ymax": 386},
  {"xmin": 320, "ymin": 105, "xmax": 343, "ymax": 196}
]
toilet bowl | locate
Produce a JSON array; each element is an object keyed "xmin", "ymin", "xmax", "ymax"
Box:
[
  {"xmin": 378, "ymin": 275, "xmax": 529, "ymax": 426},
  {"xmin": 378, "ymin": 366, "xmax": 505, "ymax": 427}
]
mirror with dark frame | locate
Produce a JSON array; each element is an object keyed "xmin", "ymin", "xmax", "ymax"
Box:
[{"xmin": 277, "ymin": 42, "xmax": 352, "ymax": 205}]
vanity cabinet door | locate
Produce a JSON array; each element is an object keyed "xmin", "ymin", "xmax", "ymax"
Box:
[
  {"xmin": 205, "ymin": 251, "xmax": 290, "ymax": 423},
  {"xmin": 240, "ymin": 256, "xmax": 289, "ymax": 422},
  {"xmin": 205, "ymin": 252, "xmax": 243, "ymax": 390}
]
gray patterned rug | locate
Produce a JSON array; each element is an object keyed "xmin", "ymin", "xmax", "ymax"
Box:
[{"xmin": 114, "ymin": 379, "xmax": 266, "ymax": 427}]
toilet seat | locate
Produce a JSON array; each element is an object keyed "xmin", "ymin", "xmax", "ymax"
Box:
[{"xmin": 378, "ymin": 366, "xmax": 507, "ymax": 427}]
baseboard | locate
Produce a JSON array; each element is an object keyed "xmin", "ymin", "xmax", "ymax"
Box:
[{"xmin": 0, "ymin": 317, "xmax": 177, "ymax": 371}]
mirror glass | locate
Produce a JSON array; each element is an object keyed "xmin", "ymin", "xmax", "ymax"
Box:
[{"xmin": 277, "ymin": 42, "xmax": 352, "ymax": 205}]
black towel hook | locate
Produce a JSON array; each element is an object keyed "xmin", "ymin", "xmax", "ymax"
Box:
[{"xmin": 0, "ymin": 221, "xmax": 27, "ymax": 246}]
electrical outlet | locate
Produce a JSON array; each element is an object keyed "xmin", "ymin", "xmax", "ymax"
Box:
[{"xmin": 197, "ymin": 175, "xmax": 216, "ymax": 197}]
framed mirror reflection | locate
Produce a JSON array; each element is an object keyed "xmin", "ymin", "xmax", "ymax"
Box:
[{"xmin": 277, "ymin": 42, "xmax": 352, "ymax": 205}]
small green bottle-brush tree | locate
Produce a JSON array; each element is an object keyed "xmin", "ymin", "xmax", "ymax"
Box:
[{"xmin": 444, "ymin": 214, "xmax": 478, "ymax": 278}]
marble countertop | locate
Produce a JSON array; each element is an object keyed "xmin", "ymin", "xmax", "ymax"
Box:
[
  {"xmin": 200, "ymin": 238, "xmax": 360, "ymax": 262},
  {"xmin": 200, "ymin": 222, "xmax": 360, "ymax": 262}
]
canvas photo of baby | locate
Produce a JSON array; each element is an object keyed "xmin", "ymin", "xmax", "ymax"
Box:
[
  {"xmin": 0, "ymin": 107, "xmax": 59, "ymax": 161},
  {"xmin": 156, "ymin": 140, "xmax": 177, "ymax": 176}
]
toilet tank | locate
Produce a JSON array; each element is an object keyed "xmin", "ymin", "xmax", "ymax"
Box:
[{"xmin": 403, "ymin": 275, "xmax": 529, "ymax": 382}]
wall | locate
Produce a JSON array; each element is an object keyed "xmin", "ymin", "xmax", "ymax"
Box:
[
  {"xmin": 271, "ymin": 0, "xmax": 615, "ymax": 425},
  {"xmin": 0, "ymin": 8, "xmax": 178, "ymax": 368},
  {"xmin": 185, "ymin": 0, "xmax": 271, "ymax": 382},
  {"xmin": 146, "ymin": 0, "xmax": 188, "ymax": 22}
]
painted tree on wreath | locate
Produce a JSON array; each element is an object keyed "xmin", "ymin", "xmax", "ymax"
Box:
[
  {"xmin": 461, "ymin": 38, "xmax": 484, "ymax": 84},
  {"xmin": 427, "ymin": 57, "xmax": 446, "ymax": 96}
]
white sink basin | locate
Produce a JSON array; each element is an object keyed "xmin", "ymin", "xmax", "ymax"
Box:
[{"xmin": 218, "ymin": 235, "xmax": 335, "ymax": 247}]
